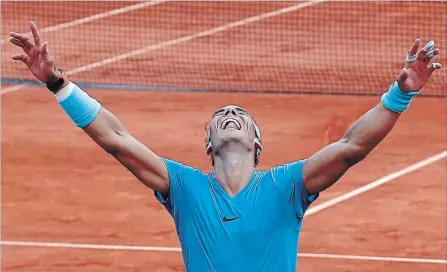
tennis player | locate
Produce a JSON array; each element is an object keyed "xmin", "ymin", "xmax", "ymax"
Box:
[{"xmin": 10, "ymin": 21, "xmax": 442, "ymax": 271}]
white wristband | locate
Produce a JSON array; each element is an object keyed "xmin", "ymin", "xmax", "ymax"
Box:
[{"xmin": 55, "ymin": 81, "xmax": 75, "ymax": 101}]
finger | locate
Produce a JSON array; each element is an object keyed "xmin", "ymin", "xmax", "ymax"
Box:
[
  {"xmin": 10, "ymin": 32, "xmax": 34, "ymax": 49},
  {"xmin": 10, "ymin": 37, "xmax": 25, "ymax": 48},
  {"xmin": 428, "ymin": 62, "xmax": 442, "ymax": 75},
  {"xmin": 29, "ymin": 20, "xmax": 41, "ymax": 46},
  {"xmin": 418, "ymin": 40, "xmax": 434, "ymax": 61},
  {"xmin": 41, "ymin": 41, "xmax": 52, "ymax": 62},
  {"xmin": 408, "ymin": 38, "xmax": 420, "ymax": 55},
  {"xmin": 9, "ymin": 38, "xmax": 30, "ymax": 54},
  {"xmin": 424, "ymin": 48, "xmax": 440, "ymax": 63},
  {"xmin": 11, "ymin": 53, "xmax": 28, "ymax": 64}
]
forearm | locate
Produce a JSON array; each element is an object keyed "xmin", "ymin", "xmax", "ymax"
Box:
[
  {"xmin": 55, "ymin": 81, "xmax": 128, "ymax": 153},
  {"xmin": 342, "ymin": 103, "xmax": 400, "ymax": 160},
  {"xmin": 54, "ymin": 81, "xmax": 169, "ymax": 192},
  {"xmin": 83, "ymin": 107, "xmax": 129, "ymax": 154},
  {"xmin": 303, "ymin": 102, "xmax": 401, "ymax": 194}
]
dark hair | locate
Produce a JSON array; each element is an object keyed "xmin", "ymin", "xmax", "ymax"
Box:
[{"xmin": 205, "ymin": 121, "xmax": 261, "ymax": 167}]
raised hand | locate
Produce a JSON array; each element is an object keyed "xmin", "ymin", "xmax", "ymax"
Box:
[
  {"xmin": 396, "ymin": 39, "xmax": 442, "ymax": 92},
  {"xmin": 10, "ymin": 21, "xmax": 60, "ymax": 84}
]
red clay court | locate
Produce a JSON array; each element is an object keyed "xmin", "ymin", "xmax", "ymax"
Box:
[{"xmin": 1, "ymin": 1, "xmax": 446, "ymax": 271}]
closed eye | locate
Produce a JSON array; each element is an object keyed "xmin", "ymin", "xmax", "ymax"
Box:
[
  {"xmin": 212, "ymin": 109, "xmax": 225, "ymax": 118},
  {"xmin": 235, "ymin": 107, "xmax": 251, "ymax": 118},
  {"xmin": 235, "ymin": 107, "xmax": 248, "ymax": 115}
]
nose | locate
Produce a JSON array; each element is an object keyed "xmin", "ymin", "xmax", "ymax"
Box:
[{"xmin": 224, "ymin": 108, "xmax": 237, "ymax": 116}]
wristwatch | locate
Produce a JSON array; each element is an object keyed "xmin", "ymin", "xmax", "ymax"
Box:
[{"xmin": 46, "ymin": 69, "xmax": 68, "ymax": 93}]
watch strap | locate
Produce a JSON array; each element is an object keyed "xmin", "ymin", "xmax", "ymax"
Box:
[{"xmin": 47, "ymin": 69, "xmax": 68, "ymax": 93}]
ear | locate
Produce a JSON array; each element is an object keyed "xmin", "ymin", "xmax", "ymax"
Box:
[
  {"xmin": 254, "ymin": 137, "xmax": 263, "ymax": 151},
  {"xmin": 206, "ymin": 142, "xmax": 213, "ymax": 155}
]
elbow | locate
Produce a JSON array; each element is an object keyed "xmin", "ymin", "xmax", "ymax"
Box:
[
  {"xmin": 346, "ymin": 150, "xmax": 368, "ymax": 166},
  {"xmin": 100, "ymin": 132, "xmax": 130, "ymax": 156},
  {"xmin": 340, "ymin": 138, "xmax": 370, "ymax": 166}
]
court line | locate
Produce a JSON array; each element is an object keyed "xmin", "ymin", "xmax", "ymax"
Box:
[
  {"xmin": 305, "ymin": 150, "xmax": 447, "ymax": 216},
  {"xmin": 6, "ymin": 0, "xmax": 447, "ymax": 2},
  {"xmin": 1, "ymin": 150, "xmax": 446, "ymax": 263},
  {"xmin": 1, "ymin": 241, "xmax": 445, "ymax": 264},
  {"xmin": 297, "ymin": 253, "xmax": 446, "ymax": 264},
  {"xmin": 1, "ymin": 0, "xmax": 326, "ymax": 95},
  {"xmin": 0, "ymin": 0, "xmax": 167, "ymax": 44},
  {"xmin": 2, "ymin": 0, "xmax": 445, "ymax": 264}
]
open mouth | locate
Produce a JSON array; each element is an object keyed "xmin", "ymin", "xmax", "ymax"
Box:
[{"xmin": 221, "ymin": 118, "xmax": 242, "ymax": 130}]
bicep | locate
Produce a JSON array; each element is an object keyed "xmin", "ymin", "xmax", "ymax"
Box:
[
  {"xmin": 82, "ymin": 107, "xmax": 169, "ymax": 193},
  {"xmin": 303, "ymin": 103, "xmax": 398, "ymax": 195},
  {"xmin": 112, "ymin": 134, "xmax": 169, "ymax": 194},
  {"xmin": 302, "ymin": 139, "xmax": 364, "ymax": 194}
]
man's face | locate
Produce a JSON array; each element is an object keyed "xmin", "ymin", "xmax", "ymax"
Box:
[{"xmin": 207, "ymin": 105, "xmax": 261, "ymax": 156}]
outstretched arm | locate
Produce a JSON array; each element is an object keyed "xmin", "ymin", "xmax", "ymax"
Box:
[
  {"xmin": 83, "ymin": 107, "xmax": 169, "ymax": 194},
  {"xmin": 302, "ymin": 103, "xmax": 398, "ymax": 194},
  {"xmin": 302, "ymin": 39, "xmax": 442, "ymax": 195},
  {"xmin": 10, "ymin": 21, "xmax": 169, "ymax": 194}
]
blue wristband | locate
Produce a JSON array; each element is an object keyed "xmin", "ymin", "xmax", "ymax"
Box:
[
  {"xmin": 57, "ymin": 83, "xmax": 101, "ymax": 128},
  {"xmin": 381, "ymin": 81, "xmax": 421, "ymax": 113}
]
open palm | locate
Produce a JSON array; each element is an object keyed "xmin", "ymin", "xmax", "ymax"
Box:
[
  {"xmin": 397, "ymin": 39, "xmax": 442, "ymax": 92},
  {"xmin": 10, "ymin": 21, "xmax": 56, "ymax": 83}
]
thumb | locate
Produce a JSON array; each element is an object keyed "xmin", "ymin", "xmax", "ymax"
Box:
[{"xmin": 396, "ymin": 68, "xmax": 409, "ymax": 83}]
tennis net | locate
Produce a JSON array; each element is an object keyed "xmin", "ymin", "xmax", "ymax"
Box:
[{"xmin": 2, "ymin": 1, "xmax": 446, "ymax": 96}]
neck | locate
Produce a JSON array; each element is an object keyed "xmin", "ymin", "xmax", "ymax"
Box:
[{"xmin": 213, "ymin": 148, "xmax": 255, "ymax": 196}]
